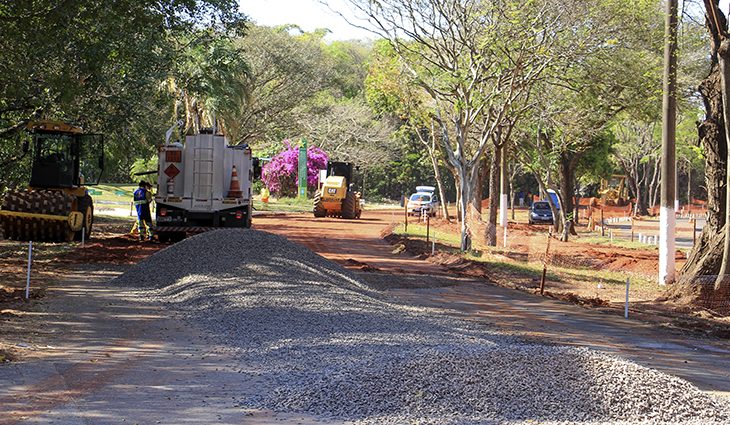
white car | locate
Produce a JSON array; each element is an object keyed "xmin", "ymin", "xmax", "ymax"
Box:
[{"xmin": 407, "ymin": 186, "xmax": 439, "ymax": 217}]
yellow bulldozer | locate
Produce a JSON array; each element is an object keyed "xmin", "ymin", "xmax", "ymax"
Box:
[
  {"xmin": 313, "ymin": 161, "xmax": 362, "ymax": 219},
  {"xmin": 599, "ymin": 174, "xmax": 630, "ymax": 207},
  {"xmin": 0, "ymin": 121, "xmax": 104, "ymax": 242}
]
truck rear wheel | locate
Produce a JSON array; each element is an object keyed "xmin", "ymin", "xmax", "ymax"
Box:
[{"xmin": 244, "ymin": 205, "xmax": 252, "ymax": 228}]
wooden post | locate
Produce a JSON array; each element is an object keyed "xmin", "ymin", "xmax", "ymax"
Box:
[
  {"xmin": 25, "ymin": 241, "xmax": 33, "ymax": 300},
  {"xmin": 426, "ymin": 211, "xmax": 430, "ymax": 243},
  {"xmin": 404, "ymin": 200, "xmax": 408, "ymax": 233},
  {"xmin": 692, "ymin": 218, "xmax": 697, "ymax": 245},
  {"xmin": 540, "ymin": 230, "xmax": 552, "ymax": 295},
  {"xmin": 624, "ymin": 278, "xmax": 630, "ymax": 319}
]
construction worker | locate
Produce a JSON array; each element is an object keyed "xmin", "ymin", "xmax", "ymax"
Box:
[{"xmin": 133, "ymin": 181, "xmax": 154, "ymax": 241}]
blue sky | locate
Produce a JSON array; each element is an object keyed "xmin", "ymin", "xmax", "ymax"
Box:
[{"xmin": 239, "ymin": 0, "xmax": 374, "ymax": 41}]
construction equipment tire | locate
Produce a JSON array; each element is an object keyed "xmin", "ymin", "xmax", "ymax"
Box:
[
  {"xmin": 244, "ymin": 205, "xmax": 252, "ymax": 228},
  {"xmin": 341, "ymin": 191, "xmax": 357, "ymax": 219},
  {"xmin": 74, "ymin": 194, "xmax": 94, "ymax": 241},
  {"xmin": 0, "ymin": 189, "xmax": 74, "ymax": 241},
  {"xmin": 313, "ymin": 192, "xmax": 326, "ymax": 218}
]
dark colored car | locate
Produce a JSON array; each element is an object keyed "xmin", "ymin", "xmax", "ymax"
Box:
[{"xmin": 529, "ymin": 201, "xmax": 554, "ymax": 224}]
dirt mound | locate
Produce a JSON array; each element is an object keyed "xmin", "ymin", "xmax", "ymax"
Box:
[{"xmin": 343, "ymin": 258, "xmax": 381, "ymax": 272}]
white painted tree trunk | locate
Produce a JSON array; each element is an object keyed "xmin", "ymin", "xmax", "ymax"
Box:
[
  {"xmin": 499, "ymin": 148, "xmax": 508, "ymax": 227},
  {"xmin": 659, "ymin": 206, "xmax": 676, "ymax": 285},
  {"xmin": 458, "ymin": 167, "xmax": 472, "ymax": 251}
]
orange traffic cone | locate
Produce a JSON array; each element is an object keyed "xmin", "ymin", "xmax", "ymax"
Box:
[{"xmin": 227, "ymin": 165, "xmax": 243, "ymax": 198}]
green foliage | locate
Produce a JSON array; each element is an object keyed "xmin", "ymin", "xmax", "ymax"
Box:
[
  {"xmin": 0, "ymin": 0, "xmax": 711, "ymax": 209},
  {"xmin": 221, "ymin": 25, "xmax": 330, "ymax": 146},
  {"xmin": 129, "ymin": 156, "xmax": 159, "ymax": 182},
  {"xmin": 364, "ymin": 136, "xmax": 454, "ymax": 201},
  {"xmin": 0, "ymin": 0, "xmax": 245, "ymax": 188},
  {"xmin": 578, "ymin": 131, "xmax": 617, "ymax": 185},
  {"xmin": 322, "ymin": 40, "xmax": 371, "ymax": 99}
]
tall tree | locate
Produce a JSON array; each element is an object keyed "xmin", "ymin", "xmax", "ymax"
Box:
[
  {"xmin": 0, "ymin": 0, "xmax": 245, "ymax": 185},
  {"xmin": 335, "ymin": 0, "xmax": 558, "ymax": 250},
  {"xmin": 220, "ymin": 25, "xmax": 330, "ymax": 146},
  {"xmin": 673, "ymin": 1, "xmax": 729, "ymax": 308}
]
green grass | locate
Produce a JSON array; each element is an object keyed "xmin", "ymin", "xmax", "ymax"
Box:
[
  {"xmin": 465, "ymin": 248, "xmax": 654, "ymax": 300},
  {"xmin": 90, "ymin": 183, "xmax": 137, "ymax": 204},
  {"xmin": 578, "ymin": 235, "xmax": 658, "ymax": 251},
  {"xmin": 397, "ymin": 223, "xmax": 463, "ymax": 247},
  {"xmin": 254, "ymin": 196, "xmax": 314, "ymax": 213},
  {"xmin": 393, "ymin": 221, "xmax": 656, "ymax": 301},
  {"xmin": 253, "ymin": 196, "xmax": 404, "ymax": 213}
]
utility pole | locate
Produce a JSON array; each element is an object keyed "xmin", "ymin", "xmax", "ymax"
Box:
[
  {"xmin": 675, "ymin": 159, "xmax": 680, "ymax": 212},
  {"xmin": 298, "ymin": 139, "xmax": 308, "ymax": 199},
  {"xmin": 659, "ymin": 0, "xmax": 678, "ymax": 285}
]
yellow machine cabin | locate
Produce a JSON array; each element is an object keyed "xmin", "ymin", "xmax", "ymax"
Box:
[
  {"xmin": 0, "ymin": 121, "xmax": 104, "ymax": 242},
  {"xmin": 599, "ymin": 174, "xmax": 630, "ymax": 206},
  {"xmin": 313, "ymin": 161, "xmax": 361, "ymax": 219}
]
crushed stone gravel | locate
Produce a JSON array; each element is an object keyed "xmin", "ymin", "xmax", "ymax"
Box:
[{"xmin": 114, "ymin": 229, "xmax": 730, "ymax": 424}]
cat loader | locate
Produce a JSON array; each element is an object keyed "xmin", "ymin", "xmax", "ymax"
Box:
[
  {"xmin": 599, "ymin": 174, "xmax": 630, "ymax": 207},
  {"xmin": 0, "ymin": 121, "xmax": 104, "ymax": 242},
  {"xmin": 313, "ymin": 161, "xmax": 362, "ymax": 219}
]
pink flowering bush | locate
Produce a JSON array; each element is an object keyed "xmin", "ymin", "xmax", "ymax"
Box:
[{"xmin": 261, "ymin": 140, "xmax": 328, "ymax": 196}]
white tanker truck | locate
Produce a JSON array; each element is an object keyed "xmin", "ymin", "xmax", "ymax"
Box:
[{"xmin": 154, "ymin": 129, "xmax": 253, "ymax": 242}]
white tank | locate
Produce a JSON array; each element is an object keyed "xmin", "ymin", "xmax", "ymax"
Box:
[{"xmin": 155, "ymin": 132, "xmax": 253, "ymax": 214}]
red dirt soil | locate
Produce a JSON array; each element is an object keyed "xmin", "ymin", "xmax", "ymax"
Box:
[{"xmin": 422, "ymin": 213, "xmax": 684, "ymax": 277}]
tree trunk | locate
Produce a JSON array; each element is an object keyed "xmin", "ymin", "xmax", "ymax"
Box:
[
  {"xmin": 454, "ymin": 171, "xmax": 462, "ymax": 223},
  {"xmin": 428, "ymin": 146, "xmax": 450, "ymax": 221},
  {"xmin": 499, "ymin": 149, "xmax": 509, "ymax": 228},
  {"xmin": 687, "ymin": 160, "xmax": 692, "ymax": 210},
  {"xmin": 486, "ymin": 145, "xmax": 501, "ymax": 246},
  {"xmin": 638, "ymin": 160, "xmax": 648, "ymax": 215},
  {"xmin": 472, "ymin": 157, "xmax": 486, "ymax": 213},
  {"xmin": 456, "ymin": 165, "xmax": 471, "ymax": 251},
  {"xmin": 713, "ymin": 38, "xmax": 730, "ymax": 293},
  {"xmin": 574, "ymin": 177, "xmax": 581, "ymax": 226},
  {"xmin": 673, "ymin": 6, "xmax": 729, "ymax": 307},
  {"xmin": 558, "ymin": 152, "xmax": 578, "ymax": 240},
  {"xmin": 510, "ymin": 173, "xmax": 516, "ymax": 221}
]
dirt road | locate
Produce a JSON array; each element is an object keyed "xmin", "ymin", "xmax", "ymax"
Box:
[
  {"xmin": 0, "ymin": 265, "xmax": 327, "ymax": 425},
  {"xmin": 255, "ymin": 210, "xmax": 730, "ymax": 395},
  {"xmin": 1, "ymin": 210, "xmax": 729, "ymax": 424}
]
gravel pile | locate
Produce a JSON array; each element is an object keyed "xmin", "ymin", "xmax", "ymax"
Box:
[{"xmin": 116, "ymin": 229, "xmax": 730, "ymax": 424}]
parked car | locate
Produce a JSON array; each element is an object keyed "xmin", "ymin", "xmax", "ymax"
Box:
[
  {"xmin": 407, "ymin": 186, "xmax": 439, "ymax": 217},
  {"xmin": 529, "ymin": 201, "xmax": 554, "ymax": 224}
]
